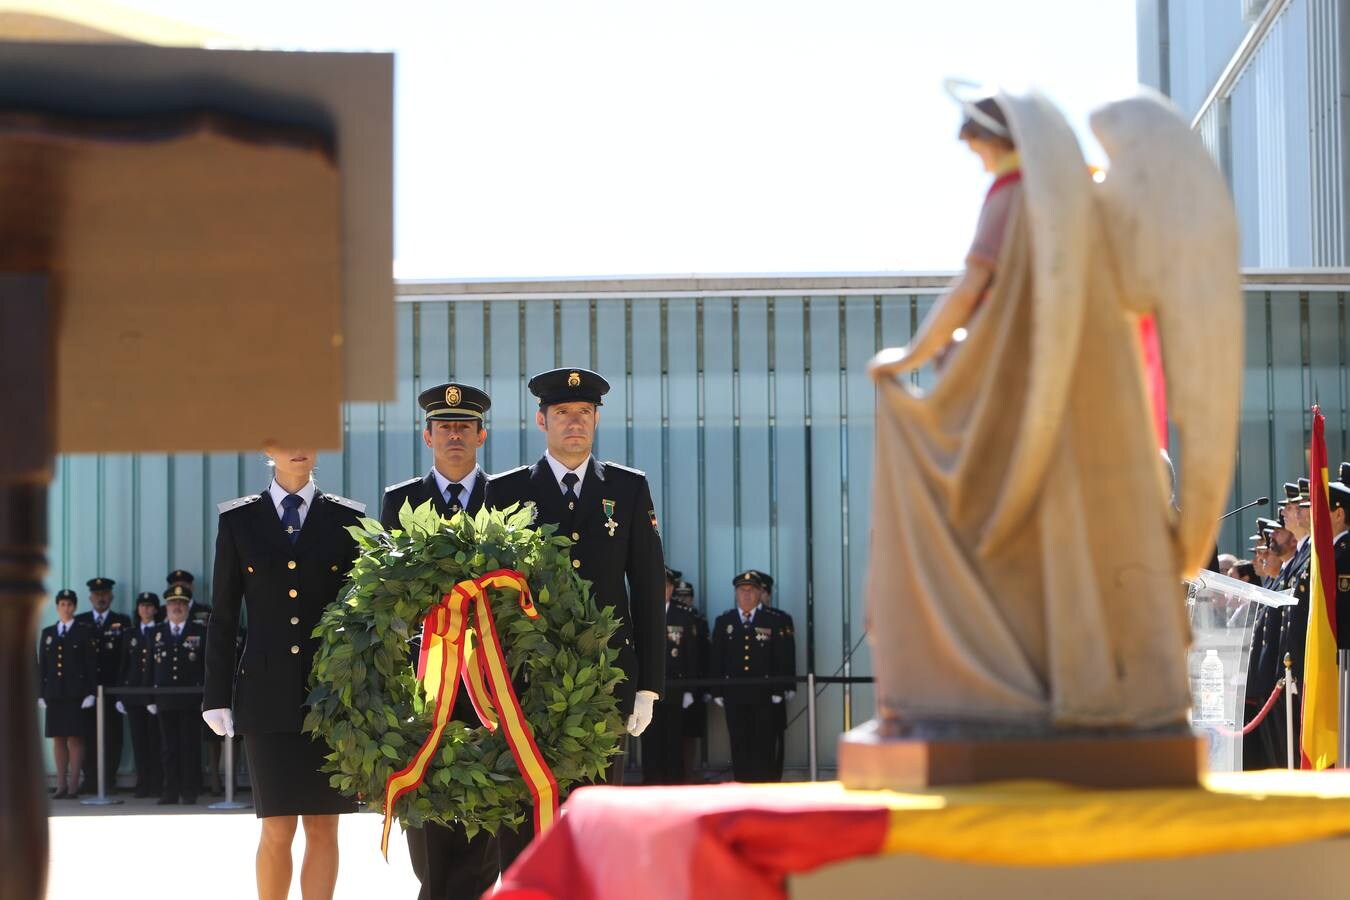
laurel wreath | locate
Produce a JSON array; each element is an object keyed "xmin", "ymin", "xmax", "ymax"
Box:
[{"xmin": 303, "ymin": 500, "xmax": 624, "ymax": 836}]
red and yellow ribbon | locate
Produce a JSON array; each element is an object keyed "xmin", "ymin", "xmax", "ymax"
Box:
[{"xmin": 380, "ymin": 569, "xmax": 559, "ymax": 858}]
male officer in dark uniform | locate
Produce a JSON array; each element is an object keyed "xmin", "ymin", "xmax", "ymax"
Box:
[
  {"xmin": 74, "ymin": 576, "xmax": 130, "ymax": 792},
  {"xmin": 672, "ymin": 579, "xmax": 709, "ymax": 782},
  {"xmin": 1325, "ymin": 464, "xmax": 1350, "ymax": 659},
  {"xmin": 116, "ymin": 592, "xmax": 163, "ymax": 797},
  {"xmin": 487, "ymin": 367, "xmax": 666, "ymax": 865},
  {"xmin": 641, "ymin": 568, "xmax": 704, "ymax": 784},
  {"xmin": 710, "ymin": 570, "xmax": 796, "ymax": 782},
  {"xmin": 153, "ymin": 586, "xmax": 207, "ymax": 804},
  {"xmin": 382, "ymin": 382, "xmax": 491, "ymax": 526},
  {"xmin": 382, "ymin": 381, "xmax": 498, "ymax": 900},
  {"xmin": 166, "ymin": 570, "xmax": 214, "ymax": 628},
  {"xmin": 1272, "ymin": 480, "xmax": 1313, "ymax": 764}
]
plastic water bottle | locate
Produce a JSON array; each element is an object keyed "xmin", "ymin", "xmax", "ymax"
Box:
[{"xmin": 1198, "ymin": 649, "xmax": 1225, "ymax": 723}]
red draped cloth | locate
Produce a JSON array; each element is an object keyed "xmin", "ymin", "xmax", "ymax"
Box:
[{"xmin": 493, "ymin": 784, "xmax": 890, "ymax": 900}]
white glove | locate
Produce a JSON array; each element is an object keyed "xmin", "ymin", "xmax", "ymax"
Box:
[
  {"xmin": 81, "ymin": 695, "xmax": 95, "ymax": 709},
  {"xmin": 714, "ymin": 697, "xmax": 724, "ymax": 708},
  {"xmin": 682, "ymin": 692, "xmax": 694, "ymax": 710},
  {"xmin": 625, "ymin": 690, "xmax": 658, "ymax": 736},
  {"xmin": 771, "ymin": 695, "xmax": 783, "ymax": 704},
  {"xmin": 37, "ymin": 698, "xmax": 46, "ymax": 710},
  {"xmin": 147, "ymin": 704, "xmax": 158, "ymax": 716},
  {"xmin": 202, "ymin": 707, "xmax": 234, "ymax": 737},
  {"xmin": 115, "ymin": 700, "xmax": 127, "ymax": 715}
]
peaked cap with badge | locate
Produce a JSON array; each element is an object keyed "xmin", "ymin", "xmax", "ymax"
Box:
[
  {"xmin": 418, "ymin": 381, "xmax": 491, "ymax": 423},
  {"xmin": 733, "ymin": 569, "xmax": 774, "ymax": 592},
  {"xmin": 86, "ymin": 576, "xmax": 115, "ymax": 591},
  {"xmin": 527, "ymin": 367, "xmax": 610, "ymax": 407}
]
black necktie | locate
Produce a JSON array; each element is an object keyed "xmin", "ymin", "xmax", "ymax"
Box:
[
  {"xmin": 280, "ymin": 493, "xmax": 303, "ymax": 544},
  {"xmin": 446, "ymin": 482, "xmax": 464, "ymax": 511},
  {"xmin": 59, "ymin": 624, "xmax": 66, "ymax": 638},
  {"xmin": 562, "ymin": 472, "xmax": 579, "ymax": 511}
]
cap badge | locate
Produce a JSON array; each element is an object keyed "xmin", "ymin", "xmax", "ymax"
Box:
[
  {"xmin": 446, "ymin": 386, "xmax": 462, "ymax": 406},
  {"xmin": 568, "ymin": 371, "xmax": 581, "ymax": 388}
]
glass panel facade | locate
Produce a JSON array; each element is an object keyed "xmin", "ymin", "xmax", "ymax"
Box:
[{"xmin": 41, "ymin": 284, "xmax": 1346, "ymax": 772}]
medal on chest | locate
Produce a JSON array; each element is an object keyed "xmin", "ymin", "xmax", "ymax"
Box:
[{"xmin": 603, "ymin": 499, "xmax": 617, "ymax": 537}]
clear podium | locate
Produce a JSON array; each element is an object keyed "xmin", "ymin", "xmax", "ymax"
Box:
[{"xmin": 1185, "ymin": 570, "xmax": 1295, "ymax": 771}]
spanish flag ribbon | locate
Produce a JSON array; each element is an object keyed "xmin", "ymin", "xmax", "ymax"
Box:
[{"xmin": 380, "ymin": 569, "xmax": 560, "ymax": 858}]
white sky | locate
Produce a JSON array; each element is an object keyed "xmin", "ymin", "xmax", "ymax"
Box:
[{"xmin": 118, "ymin": 0, "xmax": 1139, "ymax": 278}]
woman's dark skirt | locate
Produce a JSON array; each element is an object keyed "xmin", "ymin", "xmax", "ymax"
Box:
[
  {"xmin": 243, "ymin": 732, "xmax": 356, "ymax": 818},
  {"xmin": 44, "ymin": 699, "xmax": 87, "ymax": 738}
]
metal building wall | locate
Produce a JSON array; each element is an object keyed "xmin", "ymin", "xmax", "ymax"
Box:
[{"xmin": 42, "ymin": 278, "xmax": 1347, "ymax": 773}]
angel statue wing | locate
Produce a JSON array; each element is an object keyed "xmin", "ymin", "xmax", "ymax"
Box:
[{"xmin": 1089, "ymin": 91, "xmax": 1243, "ymax": 576}]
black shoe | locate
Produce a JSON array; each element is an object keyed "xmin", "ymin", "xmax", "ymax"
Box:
[
  {"xmin": 50, "ymin": 789, "xmax": 68, "ymax": 799},
  {"xmin": 156, "ymin": 797, "xmax": 178, "ymax": 805}
]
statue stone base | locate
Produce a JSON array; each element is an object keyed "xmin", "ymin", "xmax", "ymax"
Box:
[{"xmin": 838, "ymin": 720, "xmax": 1203, "ymax": 790}]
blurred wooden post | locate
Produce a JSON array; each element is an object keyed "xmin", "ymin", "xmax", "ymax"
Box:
[{"xmin": 0, "ymin": 274, "xmax": 53, "ymax": 900}]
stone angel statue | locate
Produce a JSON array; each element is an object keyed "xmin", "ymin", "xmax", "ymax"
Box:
[{"xmin": 864, "ymin": 84, "xmax": 1241, "ymax": 736}]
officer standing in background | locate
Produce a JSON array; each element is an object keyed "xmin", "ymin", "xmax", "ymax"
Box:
[
  {"xmin": 711, "ymin": 570, "xmax": 795, "ymax": 782},
  {"xmin": 167, "ymin": 570, "xmax": 213, "ymax": 628},
  {"xmin": 487, "ymin": 367, "xmax": 666, "ymax": 868},
  {"xmin": 74, "ymin": 576, "xmax": 130, "ymax": 793},
  {"xmin": 116, "ymin": 592, "xmax": 162, "ymax": 798},
  {"xmin": 672, "ymin": 579, "xmax": 709, "ymax": 783},
  {"xmin": 641, "ymin": 568, "xmax": 703, "ymax": 785},
  {"xmin": 153, "ymin": 586, "xmax": 207, "ymax": 804},
  {"xmin": 382, "ymin": 381, "xmax": 498, "ymax": 900},
  {"xmin": 38, "ymin": 589, "xmax": 97, "ymax": 798}
]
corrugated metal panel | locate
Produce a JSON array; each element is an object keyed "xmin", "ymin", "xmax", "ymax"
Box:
[
  {"xmin": 41, "ymin": 284, "xmax": 1347, "ymax": 773},
  {"xmin": 1308, "ymin": 0, "xmax": 1344, "ymax": 265}
]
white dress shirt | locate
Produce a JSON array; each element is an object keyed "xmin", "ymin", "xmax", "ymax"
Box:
[
  {"xmin": 544, "ymin": 451, "xmax": 590, "ymax": 494},
  {"xmin": 268, "ymin": 478, "xmax": 318, "ymax": 527},
  {"xmin": 432, "ymin": 467, "xmax": 479, "ymax": 507}
]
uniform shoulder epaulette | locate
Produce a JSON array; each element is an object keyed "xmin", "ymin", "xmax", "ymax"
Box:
[
  {"xmin": 384, "ymin": 476, "xmax": 421, "ymax": 494},
  {"xmin": 489, "ymin": 465, "xmax": 531, "ymax": 481},
  {"xmin": 217, "ymin": 494, "xmax": 262, "ymax": 515},
  {"xmin": 602, "ymin": 461, "xmax": 647, "ymax": 478},
  {"xmin": 322, "ymin": 493, "xmax": 367, "ymax": 514}
]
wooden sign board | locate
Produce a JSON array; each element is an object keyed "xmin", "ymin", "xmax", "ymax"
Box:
[
  {"xmin": 0, "ymin": 40, "xmax": 394, "ymax": 454},
  {"xmin": 0, "ymin": 111, "xmax": 342, "ymax": 452}
]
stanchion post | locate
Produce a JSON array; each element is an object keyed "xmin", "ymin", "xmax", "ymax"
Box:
[
  {"xmin": 1339, "ymin": 650, "xmax": 1349, "ymax": 768},
  {"xmin": 807, "ymin": 672, "xmax": 818, "ymax": 782},
  {"xmin": 208, "ymin": 734, "xmax": 250, "ymax": 811},
  {"xmin": 80, "ymin": 685, "xmax": 120, "ymax": 806},
  {"xmin": 1284, "ymin": 653, "xmax": 1295, "ymax": 771}
]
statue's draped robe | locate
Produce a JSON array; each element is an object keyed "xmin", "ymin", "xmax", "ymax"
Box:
[{"xmin": 866, "ymin": 91, "xmax": 1242, "ymax": 731}]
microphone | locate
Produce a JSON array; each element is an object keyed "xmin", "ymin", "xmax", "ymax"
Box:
[{"xmin": 1219, "ymin": 496, "xmax": 1269, "ymax": 520}]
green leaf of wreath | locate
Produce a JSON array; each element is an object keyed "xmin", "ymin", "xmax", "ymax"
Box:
[{"xmin": 306, "ymin": 500, "xmax": 624, "ymax": 835}]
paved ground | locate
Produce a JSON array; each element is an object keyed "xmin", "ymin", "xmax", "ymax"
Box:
[{"xmin": 47, "ymin": 796, "xmax": 422, "ymax": 899}]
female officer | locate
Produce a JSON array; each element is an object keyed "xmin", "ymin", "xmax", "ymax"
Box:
[
  {"xmin": 202, "ymin": 446, "xmax": 365, "ymax": 900},
  {"xmin": 38, "ymin": 589, "xmax": 97, "ymax": 798}
]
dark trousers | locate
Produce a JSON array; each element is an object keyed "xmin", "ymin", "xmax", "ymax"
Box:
[
  {"xmin": 80, "ymin": 698, "xmax": 124, "ymax": 791},
  {"xmin": 498, "ymin": 739, "xmax": 628, "ymax": 873},
  {"xmin": 406, "ymin": 822, "xmax": 499, "ymax": 900},
  {"xmin": 725, "ymin": 702, "xmax": 782, "ymax": 782},
  {"xmin": 640, "ymin": 697, "xmax": 685, "ymax": 784},
  {"xmin": 126, "ymin": 705, "xmax": 162, "ymax": 794},
  {"xmin": 159, "ymin": 707, "xmax": 202, "ymax": 801}
]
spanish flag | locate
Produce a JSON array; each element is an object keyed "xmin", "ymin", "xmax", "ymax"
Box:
[{"xmin": 1301, "ymin": 406, "xmax": 1339, "ymax": 769}]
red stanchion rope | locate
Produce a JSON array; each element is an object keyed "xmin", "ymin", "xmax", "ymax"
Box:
[{"xmin": 1211, "ymin": 682, "xmax": 1285, "ymax": 738}]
